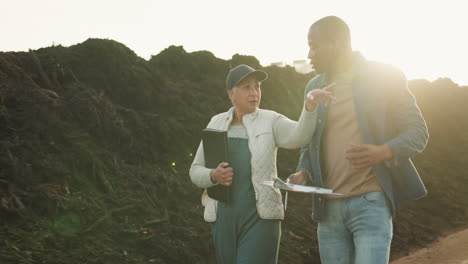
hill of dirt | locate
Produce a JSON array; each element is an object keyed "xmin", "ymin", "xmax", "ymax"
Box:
[{"xmin": 0, "ymin": 39, "xmax": 467, "ymax": 263}]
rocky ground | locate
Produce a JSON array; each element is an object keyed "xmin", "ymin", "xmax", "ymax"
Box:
[{"xmin": 0, "ymin": 39, "xmax": 467, "ymax": 263}]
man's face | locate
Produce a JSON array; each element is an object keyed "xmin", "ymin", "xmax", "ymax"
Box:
[
  {"xmin": 228, "ymin": 76, "xmax": 262, "ymax": 114},
  {"xmin": 307, "ymin": 26, "xmax": 335, "ymax": 74}
]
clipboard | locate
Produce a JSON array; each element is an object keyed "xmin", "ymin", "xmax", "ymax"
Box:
[{"xmin": 202, "ymin": 128, "xmax": 230, "ymax": 203}]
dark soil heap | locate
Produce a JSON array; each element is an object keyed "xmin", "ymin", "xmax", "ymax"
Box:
[{"xmin": 0, "ymin": 39, "xmax": 467, "ymax": 264}]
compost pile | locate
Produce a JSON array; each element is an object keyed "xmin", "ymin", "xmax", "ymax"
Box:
[{"xmin": 0, "ymin": 39, "xmax": 467, "ymax": 263}]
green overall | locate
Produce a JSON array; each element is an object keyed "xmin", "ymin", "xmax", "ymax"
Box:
[{"xmin": 212, "ymin": 126, "xmax": 281, "ymax": 264}]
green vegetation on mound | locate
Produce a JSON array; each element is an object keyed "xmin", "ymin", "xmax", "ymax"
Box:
[{"xmin": 0, "ymin": 39, "xmax": 467, "ymax": 263}]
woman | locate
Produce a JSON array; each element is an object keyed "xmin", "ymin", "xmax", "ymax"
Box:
[{"xmin": 189, "ymin": 64, "xmax": 334, "ymax": 263}]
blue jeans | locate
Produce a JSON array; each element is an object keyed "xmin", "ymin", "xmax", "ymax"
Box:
[{"xmin": 317, "ymin": 192, "xmax": 393, "ymax": 264}]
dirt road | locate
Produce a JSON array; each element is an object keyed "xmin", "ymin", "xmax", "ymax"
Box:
[{"xmin": 391, "ymin": 228, "xmax": 468, "ymax": 264}]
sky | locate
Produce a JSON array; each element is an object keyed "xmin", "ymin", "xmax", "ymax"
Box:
[{"xmin": 2, "ymin": 0, "xmax": 468, "ymax": 85}]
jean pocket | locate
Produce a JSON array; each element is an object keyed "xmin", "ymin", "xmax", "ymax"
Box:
[
  {"xmin": 361, "ymin": 192, "xmax": 385, "ymax": 203},
  {"xmin": 359, "ymin": 192, "xmax": 392, "ymax": 218}
]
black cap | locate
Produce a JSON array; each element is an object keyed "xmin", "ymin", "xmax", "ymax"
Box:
[{"xmin": 226, "ymin": 64, "xmax": 268, "ymax": 90}]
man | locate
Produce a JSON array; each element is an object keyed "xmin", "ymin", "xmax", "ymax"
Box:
[{"xmin": 287, "ymin": 16, "xmax": 429, "ymax": 264}]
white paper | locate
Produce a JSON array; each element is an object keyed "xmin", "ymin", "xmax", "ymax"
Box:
[{"xmin": 262, "ymin": 178, "xmax": 343, "ymax": 195}]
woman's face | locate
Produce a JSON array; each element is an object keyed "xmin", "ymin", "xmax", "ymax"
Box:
[{"xmin": 228, "ymin": 76, "xmax": 262, "ymax": 115}]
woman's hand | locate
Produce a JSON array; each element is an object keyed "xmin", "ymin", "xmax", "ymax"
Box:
[
  {"xmin": 305, "ymin": 83, "xmax": 337, "ymax": 112},
  {"xmin": 210, "ymin": 162, "xmax": 234, "ymax": 186}
]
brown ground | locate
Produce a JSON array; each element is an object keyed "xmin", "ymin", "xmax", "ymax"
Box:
[{"xmin": 392, "ymin": 228, "xmax": 468, "ymax": 264}]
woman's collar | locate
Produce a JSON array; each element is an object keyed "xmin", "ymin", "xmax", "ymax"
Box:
[{"xmin": 227, "ymin": 107, "xmax": 261, "ymax": 122}]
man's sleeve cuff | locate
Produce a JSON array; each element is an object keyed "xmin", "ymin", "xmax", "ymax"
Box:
[
  {"xmin": 384, "ymin": 159, "xmax": 398, "ymax": 168},
  {"xmin": 384, "ymin": 141, "xmax": 400, "ymax": 168}
]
